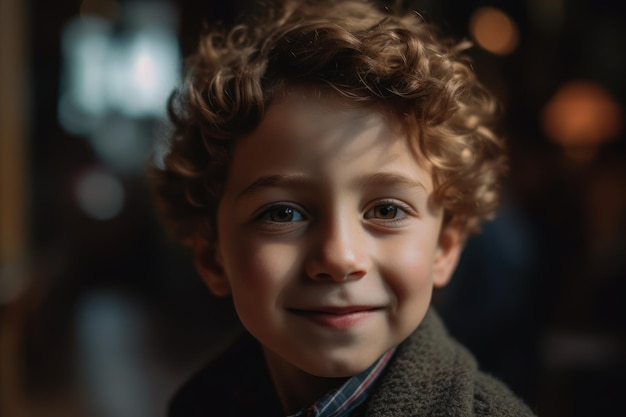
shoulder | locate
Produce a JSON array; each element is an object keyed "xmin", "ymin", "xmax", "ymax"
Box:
[
  {"xmin": 361, "ymin": 308, "xmax": 536, "ymax": 417},
  {"xmin": 472, "ymin": 372, "xmax": 536, "ymax": 417}
]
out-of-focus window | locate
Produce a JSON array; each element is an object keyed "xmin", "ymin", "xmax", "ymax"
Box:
[{"xmin": 58, "ymin": 0, "xmax": 180, "ymax": 175}]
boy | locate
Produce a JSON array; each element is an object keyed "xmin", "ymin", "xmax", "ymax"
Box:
[{"xmin": 150, "ymin": 0, "xmax": 536, "ymax": 415}]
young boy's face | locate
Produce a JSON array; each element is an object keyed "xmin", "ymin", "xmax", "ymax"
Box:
[{"xmin": 195, "ymin": 90, "xmax": 463, "ymax": 380}]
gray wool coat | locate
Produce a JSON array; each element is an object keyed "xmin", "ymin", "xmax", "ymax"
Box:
[{"xmin": 168, "ymin": 308, "xmax": 536, "ymax": 417}]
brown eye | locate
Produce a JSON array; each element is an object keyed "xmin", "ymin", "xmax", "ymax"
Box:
[
  {"xmin": 271, "ymin": 207, "xmax": 295, "ymax": 222},
  {"xmin": 364, "ymin": 201, "xmax": 414, "ymax": 227},
  {"xmin": 373, "ymin": 204, "xmax": 398, "ymax": 219}
]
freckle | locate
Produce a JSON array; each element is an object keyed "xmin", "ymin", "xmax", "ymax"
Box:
[
  {"xmin": 461, "ymin": 148, "xmax": 473, "ymax": 161},
  {"xmin": 467, "ymin": 115, "xmax": 479, "ymax": 128},
  {"xmin": 483, "ymin": 190, "xmax": 495, "ymax": 204}
]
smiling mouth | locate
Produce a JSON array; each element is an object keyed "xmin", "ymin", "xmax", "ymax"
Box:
[{"xmin": 288, "ymin": 306, "xmax": 383, "ymax": 329}]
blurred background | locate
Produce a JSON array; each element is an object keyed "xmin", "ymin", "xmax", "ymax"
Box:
[{"xmin": 1, "ymin": 0, "xmax": 625, "ymax": 416}]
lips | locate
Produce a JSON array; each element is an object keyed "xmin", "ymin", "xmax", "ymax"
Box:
[{"xmin": 288, "ymin": 306, "xmax": 383, "ymax": 330}]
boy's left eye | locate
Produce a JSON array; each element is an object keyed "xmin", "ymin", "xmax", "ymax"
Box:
[
  {"xmin": 364, "ymin": 203, "xmax": 409, "ymax": 220},
  {"xmin": 368, "ymin": 204, "xmax": 399, "ymax": 219}
]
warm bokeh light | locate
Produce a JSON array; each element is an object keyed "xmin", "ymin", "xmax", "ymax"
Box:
[
  {"xmin": 542, "ymin": 81, "xmax": 622, "ymax": 161},
  {"xmin": 469, "ymin": 7, "xmax": 520, "ymax": 55}
]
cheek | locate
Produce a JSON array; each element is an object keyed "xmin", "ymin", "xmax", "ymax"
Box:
[
  {"xmin": 223, "ymin": 235, "xmax": 302, "ymax": 294},
  {"xmin": 378, "ymin": 231, "xmax": 439, "ymax": 296}
]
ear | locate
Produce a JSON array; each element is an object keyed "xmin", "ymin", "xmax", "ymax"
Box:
[
  {"xmin": 432, "ymin": 218, "xmax": 465, "ymax": 288},
  {"xmin": 192, "ymin": 235, "xmax": 231, "ymax": 297}
]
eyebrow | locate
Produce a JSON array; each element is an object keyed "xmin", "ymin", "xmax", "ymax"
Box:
[
  {"xmin": 236, "ymin": 173, "xmax": 310, "ymax": 200},
  {"xmin": 236, "ymin": 171, "xmax": 426, "ymax": 200},
  {"xmin": 354, "ymin": 172, "xmax": 426, "ymax": 193}
]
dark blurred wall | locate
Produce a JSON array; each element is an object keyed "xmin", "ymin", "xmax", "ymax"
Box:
[{"xmin": 0, "ymin": 0, "xmax": 624, "ymax": 416}]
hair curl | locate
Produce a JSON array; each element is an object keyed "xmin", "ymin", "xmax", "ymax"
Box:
[{"xmin": 149, "ymin": 0, "xmax": 506, "ymax": 245}]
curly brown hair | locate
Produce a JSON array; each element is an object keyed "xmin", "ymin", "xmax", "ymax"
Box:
[{"xmin": 150, "ymin": 0, "xmax": 505, "ymax": 245}]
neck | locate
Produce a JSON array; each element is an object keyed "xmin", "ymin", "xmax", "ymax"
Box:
[{"xmin": 262, "ymin": 348, "xmax": 349, "ymax": 415}]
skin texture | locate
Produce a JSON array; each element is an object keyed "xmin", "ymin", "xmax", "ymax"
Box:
[{"xmin": 194, "ymin": 90, "xmax": 464, "ymax": 413}]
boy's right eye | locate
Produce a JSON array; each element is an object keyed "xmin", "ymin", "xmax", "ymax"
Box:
[{"xmin": 258, "ymin": 205, "xmax": 306, "ymax": 223}]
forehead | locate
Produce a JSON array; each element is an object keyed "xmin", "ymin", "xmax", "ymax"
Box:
[
  {"xmin": 263, "ymin": 94, "xmax": 390, "ymax": 153},
  {"xmin": 252, "ymin": 89, "xmax": 412, "ymax": 155},
  {"xmin": 222, "ymin": 88, "xmax": 433, "ymax": 194}
]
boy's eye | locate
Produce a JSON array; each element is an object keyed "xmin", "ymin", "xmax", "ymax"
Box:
[
  {"xmin": 364, "ymin": 201, "xmax": 414, "ymax": 223},
  {"xmin": 369, "ymin": 204, "xmax": 399, "ymax": 219},
  {"xmin": 260, "ymin": 205, "xmax": 306, "ymax": 223}
]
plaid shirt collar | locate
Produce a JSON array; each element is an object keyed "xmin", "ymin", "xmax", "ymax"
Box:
[{"xmin": 288, "ymin": 347, "xmax": 396, "ymax": 417}]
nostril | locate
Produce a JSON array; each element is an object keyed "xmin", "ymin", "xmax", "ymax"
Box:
[
  {"xmin": 313, "ymin": 272, "xmax": 334, "ymax": 281},
  {"xmin": 311, "ymin": 270, "xmax": 365, "ymax": 282},
  {"xmin": 348, "ymin": 270, "xmax": 367, "ymax": 281}
]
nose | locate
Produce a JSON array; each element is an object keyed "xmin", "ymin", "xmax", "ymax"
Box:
[{"xmin": 304, "ymin": 216, "xmax": 370, "ymax": 282}]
